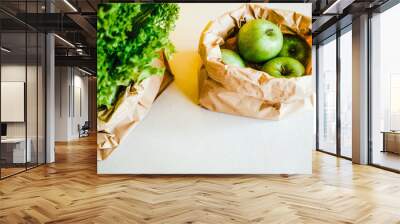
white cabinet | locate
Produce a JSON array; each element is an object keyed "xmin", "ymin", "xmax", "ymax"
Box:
[{"xmin": 1, "ymin": 138, "xmax": 32, "ymax": 163}]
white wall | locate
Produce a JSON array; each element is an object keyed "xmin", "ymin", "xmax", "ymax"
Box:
[
  {"xmin": 1, "ymin": 65, "xmax": 25, "ymax": 139},
  {"xmin": 1, "ymin": 65, "xmax": 41, "ymax": 138},
  {"xmin": 55, "ymin": 66, "xmax": 70, "ymax": 141},
  {"xmin": 72, "ymin": 73, "xmax": 89, "ymax": 138},
  {"xmin": 54, "ymin": 66, "xmax": 89, "ymax": 141}
]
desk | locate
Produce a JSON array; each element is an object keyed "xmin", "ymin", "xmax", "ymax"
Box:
[
  {"xmin": 382, "ymin": 131, "xmax": 400, "ymax": 154},
  {"xmin": 1, "ymin": 138, "xmax": 31, "ymax": 163}
]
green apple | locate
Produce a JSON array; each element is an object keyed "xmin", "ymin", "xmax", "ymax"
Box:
[
  {"xmin": 238, "ymin": 19, "xmax": 283, "ymax": 63},
  {"xmin": 220, "ymin": 49, "xmax": 245, "ymax": 68},
  {"xmin": 262, "ymin": 57, "xmax": 305, "ymax": 78},
  {"xmin": 279, "ymin": 35, "xmax": 310, "ymax": 65}
]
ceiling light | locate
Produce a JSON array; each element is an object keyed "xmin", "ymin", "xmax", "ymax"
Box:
[
  {"xmin": 63, "ymin": 0, "xmax": 78, "ymax": 12},
  {"xmin": 78, "ymin": 67, "xmax": 92, "ymax": 76},
  {"xmin": 54, "ymin": 34, "xmax": 75, "ymax": 48},
  {"xmin": 1, "ymin": 47, "xmax": 11, "ymax": 53},
  {"xmin": 76, "ymin": 48, "xmax": 85, "ymax": 55}
]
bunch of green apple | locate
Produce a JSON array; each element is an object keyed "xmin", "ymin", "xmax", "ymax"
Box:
[{"xmin": 220, "ymin": 19, "xmax": 310, "ymax": 78}]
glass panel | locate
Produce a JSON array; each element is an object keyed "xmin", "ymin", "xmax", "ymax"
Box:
[
  {"xmin": 38, "ymin": 32, "xmax": 45, "ymax": 165},
  {"xmin": 26, "ymin": 0, "xmax": 39, "ymax": 170},
  {"xmin": 312, "ymin": 45, "xmax": 317, "ymax": 149},
  {"xmin": 27, "ymin": 31, "xmax": 38, "ymax": 169},
  {"xmin": 371, "ymin": 3, "xmax": 400, "ymax": 171},
  {"xmin": 74, "ymin": 84, "xmax": 82, "ymax": 138},
  {"xmin": 340, "ymin": 29, "xmax": 352, "ymax": 158},
  {"xmin": 0, "ymin": 0, "xmax": 46, "ymax": 178},
  {"xmin": 1, "ymin": 31, "xmax": 27, "ymax": 177},
  {"xmin": 317, "ymin": 37, "xmax": 337, "ymax": 154}
]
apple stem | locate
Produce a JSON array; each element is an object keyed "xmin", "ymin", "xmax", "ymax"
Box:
[
  {"xmin": 281, "ymin": 65, "xmax": 291, "ymax": 76},
  {"xmin": 265, "ymin": 29, "xmax": 274, "ymax": 36}
]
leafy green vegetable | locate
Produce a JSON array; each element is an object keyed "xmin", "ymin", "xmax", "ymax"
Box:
[{"xmin": 97, "ymin": 3, "xmax": 179, "ymax": 110}]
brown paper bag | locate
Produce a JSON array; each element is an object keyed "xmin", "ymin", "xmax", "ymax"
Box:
[
  {"xmin": 97, "ymin": 55, "xmax": 171, "ymax": 161},
  {"xmin": 198, "ymin": 4, "xmax": 313, "ymax": 120}
]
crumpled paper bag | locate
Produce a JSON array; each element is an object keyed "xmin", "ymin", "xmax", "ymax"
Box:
[
  {"xmin": 97, "ymin": 55, "xmax": 170, "ymax": 160},
  {"xmin": 198, "ymin": 4, "xmax": 313, "ymax": 120}
]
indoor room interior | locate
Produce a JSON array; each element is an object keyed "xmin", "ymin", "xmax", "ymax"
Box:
[
  {"xmin": 1, "ymin": 0, "xmax": 400, "ymax": 223},
  {"xmin": 0, "ymin": 22, "xmax": 46, "ymax": 178},
  {"xmin": 0, "ymin": 0, "xmax": 96, "ymax": 179}
]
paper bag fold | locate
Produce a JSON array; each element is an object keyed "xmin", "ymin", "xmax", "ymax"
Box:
[{"xmin": 97, "ymin": 56, "xmax": 168, "ymax": 160}]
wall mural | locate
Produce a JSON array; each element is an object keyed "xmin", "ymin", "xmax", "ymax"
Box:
[{"xmin": 97, "ymin": 3, "xmax": 314, "ymax": 174}]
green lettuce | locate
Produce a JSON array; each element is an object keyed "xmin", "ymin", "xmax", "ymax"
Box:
[{"xmin": 97, "ymin": 3, "xmax": 179, "ymax": 110}]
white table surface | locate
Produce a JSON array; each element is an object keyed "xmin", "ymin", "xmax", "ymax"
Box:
[{"xmin": 1, "ymin": 138, "xmax": 26, "ymax": 143}]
